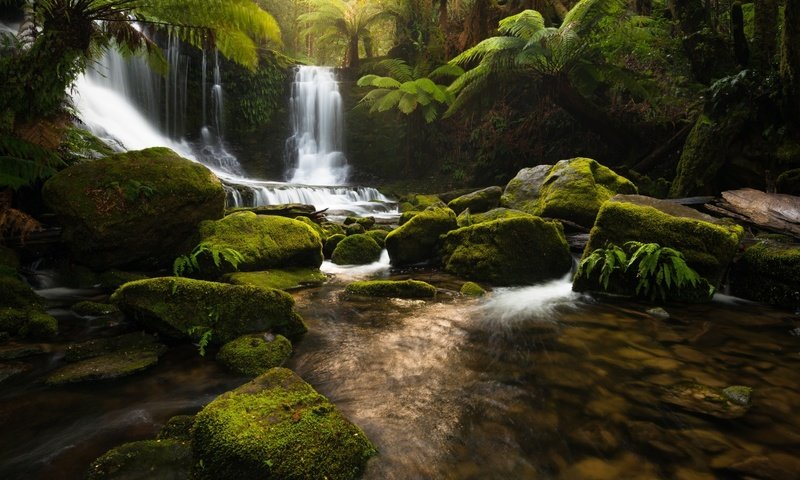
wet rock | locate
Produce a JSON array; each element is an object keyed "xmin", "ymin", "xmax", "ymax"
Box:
[
  {"xmin": 0, "ymin": 308, "xmax": 58, "ymax": 340},
  {"xmin": 364, "ymin": 229, "xmax": 388, "ymax": 249},
  {"xmin": 560, "ymin": 452, "xmax": 657, "ymax": 479},
  {"xmin": 216, "ymin": 333, "xmax": 292, "ymax": 377},
  {"xmin": 385, "ymin": 204, "xmax": 457, "ymax": 266},
  {"xmin": 191, "ymin": 368, "xmax": 377, "ymax": 479},
  {"xmin": 0, "ymin": 362, "xmax": 30, "ymax": 384},
  {"xmin": 661, "ymin": 383, "xmax": 751, "ymax": 419},
  {"xmin": 624, "ymin": 420, "xmax": 686, "ymax": 458},
  {"xmin": 501, "ymin": 158, "xmax": 637, "ymax": 228},
  {"xmin": 86, "ymin": 439, "xmax": 192, "ymax": 480},
  {"xmin": 0, "ymin": 343, "xmax": 46, "ymax": 360},
  {"xmin": 223, "ymin": 268, "xmax": 327, "ymax": 291},
  {"xmin": 71, "ymin": 301, "xmax": 119, "ymax": 317},
  {"xmin": 111, "ymin": 277, "xmax": 306, "ymax": 344},
  {"xmin": 460, "ymin": 281, "xmax": 486, "ymax": 297},
  {"xmin": 64, "ymin": 331, "xmax": 165, "ymax": 362},
  {"xmin": 344, "ymin": 222, "xmax": 365, "ymax": 236},
  {"xmin": 440, "ymin": 216, "xmax": 571, "ymax": 285},
  {"xmin": 332, "ymin": 234, "xmax": 382, "ymax": 265},
  {"xmin": 713, "ymin": 452, "xmax": 800, "ymax": 480},
  {"xmin": 447, "ymin": 186, "xmax": 503, "ymax": 214},
  {"xmin": 568, "ymin": 422, "xmax": 620, "ymax": 455},
  {"xmin": 345, "ymin": 279, "xmax": 436, "ymax": 299},
  {"xmin": 344, "ymin": 216, "xmax": 375, "ymax": 230},
  {"xmin": 679, "ymin": 429, "xmax": 733, "ymax": 454},
  {"xmin": 646, "ymin": 307, "xmax": 670, "ymax": 320},
  {"xmin": 158, "ymin": 415, "xmax": 195, "ymax": 441},
  {"xmin": 730, "ymin": 239, "xmax": 800, "ymax": 309},
  {"xmin": 47, "ymin": 350, "xmax": 161, "ymax": 385},
  {"xmin": 323, "ymin": 234, "xmax": 346, "ymax": 259},
  {"xmin": 42, "ymin": 147, "xmax": 225, "ymax": 270}
]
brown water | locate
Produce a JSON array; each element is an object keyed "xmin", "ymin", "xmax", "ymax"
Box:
[{"xmin": 2, "ymin": 265, "xmax": 799, "ymax": 479}]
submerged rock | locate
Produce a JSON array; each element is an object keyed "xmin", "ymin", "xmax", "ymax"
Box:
[
  {"xmin": 191, "ymin": 368, "xmax": 377, "ymax": 479},
  {"xmin": 501, "ymin": 158, "xmax": 637, "ymax": 228},
  {"xmin": 730, "ymin": 240, "xmax": 800, "ymax": 309},
  {"xmin": 223, "ymin": 268, "xmax": 326, "ymax": 291},
  {"xmin": 385, "ymin": 204, "xmax": 457, "ymax": 266},
  {"xmin": 447, "ymin": 186, "xmax": 503, "ymax": 215},
  {"xmin": 64, "ymin": 331, "xmax": 164, "ymax": 362},
  {"xmin": 111, "ymin": 277, "xmax": 307, "ymax": 344},
  {"xmin": 661, "ymin": 383, "xmax": 752, "ymax": 419},
  {"xmin": 42, "ymin": 147, "xmax": 225, "ymax": 270},
  {"xmin": 440, "ymin": 216, "xmax": 572, "ymax": 285},
  {"xmin": 216, "ymin": 333, "xmax": 292, "ymax": 377},
  {"xmin": 86, "ymin": 439, "xmax": 192, "ymax": 480},
  {"xmin": 47, "ymin": 350, "xmax": 161, "ymax": 386},
  {"xmin": 332, "ymin": 234, "xmax": 382, "ymax": 265},
  {"xmin": 345, "ymin": 279, "xmax": 437, "ymax": 299}
]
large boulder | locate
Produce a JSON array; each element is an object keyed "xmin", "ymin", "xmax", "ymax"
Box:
[
  {"xmin": 456, "ymin": 207, "xmax": 533, "ymax": 228},
  {"xmin": 86, "ymin": 439, "xmax": 193, "ymax": 480},
  {"xmin": 42, "ymin": 147, "xmax": 225, "ymax": 270},
  {"xmin": 331, "ymin": 234, "xmax": 382, "ymax": 265},
  {"xmin": 440, "ymin": 216, "xmax": 572, "ymax": 285},
  {"xmin": 192, "ymin": 212, "xmax": 323, "ymax": 277},
  {"xmin": 501, "ymin": 158, "xmax": 637, "ymax": 228},
  {"xmin": 111, "ymin": 278, "xmax": 307, "ymax": 344},
  {"xmin": 385, "ymin": 205, "xmax": 457, "ymax": 266},
  {"xmin": 345, "ymin": 280, "xmax": 437, "ymax": 299},
  {"xmin": 447, "ymin": 186, "xmax": 503, "ymax": 214},
  {"xmin": 581, "ymin": 195, "xmax": 744, "ymax": 286},
  {"xmin": 730, "ymin": 238, "xmax": 800, "ymax": 308},
  {"xmin": 191, "ymin": 368, "xmax": 377, "ymax": 479},
  {"xmin": 216, "ymin": 333, "xmax": 292, "ymax": 377}
]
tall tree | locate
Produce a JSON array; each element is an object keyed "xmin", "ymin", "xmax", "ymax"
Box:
[
  {"xmin": 753, "ymin": 0, "xmax": 778, "ymax": 71},
  {"xmin": 781, "ymin": 0, "xmax": 800, "ymax": 124}
]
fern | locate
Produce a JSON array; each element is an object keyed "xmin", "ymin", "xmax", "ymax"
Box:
[
  {"xmin": 624, "ymin": 241, "xmax": 709, "ymax": 301},
  {"xmin": 576, "ymin": 242, "xmax": 627, "ymax": 290},
  {"xmin": 173, "ymin": 241, "xmax": 245, "ymax": 277},
  {"xmin": 187, "ymin": 326, "xmax": 213, "ymax": 357}
]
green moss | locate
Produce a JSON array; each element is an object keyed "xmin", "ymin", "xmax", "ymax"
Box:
[
  {"xmin": 730, "ymin": 240, "xmax": 800, "ymax": 308},
  {"xmin": 344, "ymin": 223, "xmax": 365, "ymax": 236},
  {"xmin": 111, "ymin": 277, "xmax": 307, "ymax": 343},
  {"xmin": 195, "ymin": 212, "xmax": 323, "ymax": 276},
  {"xmin": 345, "ymin": 280, "xmax": 436, "ymax": 298},
  {"xmin": 456, "ymin": 207, "xmax": 533, "ymax": 228},
  {"xmin": 385, "ymin": 205, "xmax": 457, "ymax": 266},
  {"xmin": 217, "ymin": 334, "xmax": 292, "ymax": 377},
  {"xmin": 86, "ymin": 439, "xmax": 193, "ymax": 480},
  {"xmin": 0, "ymin": 308, "xmax": 57, "ymax": 340},
  {"xmin": 158, "ymin": 415, "xmax": 196, "ymax": 441},
  {"xmin": 42, "ymin": 147, "xmax": 226, "ymax": 270},
  {"xmin": 0, "ymin": 276, "xmax": 42, "ymax": 309},
  {"xmin": 460, "ymin": 282, "xmax": 486, "ymax": 296},
  {"xmin": 583, "ymin": 196, "xmax": 744, "ymax": 286},
  {"xmin": 0, "ymin": 246, "xmax": 19, "ymax": 277},
  {"xmin": 223, "ymin": 269, "xmax": 327, "ymax": 291},
  {"xmin": 191, "ymin": 368, "xmax": 377, "ymax": 480},
  {"xmin": 440, "ymin": 216, "xmax": 572, "ymax": 285},
  {"xmin": 398, "ymin": 211, "xmax": 418, "ymax": 226},
  {"xmin": 47, "ymin": 350, "xmax": 160, "ymax": 385},
  {"xmin": 323, "ymin": 234, "xmax": 346, "ymax": 259},
  {"xmin": 364, "ymin": 229, "xmax": 388, "ymax": 248},
  {"xmin": 72, "ymin": 301, "xmax": 119, "ymax": 316},
  {"xmin": 332, "ymin": 234, "xmax": 382, "ymax": 265},
  {"xmin": 65, "ymin": 331, "xmax": 165, "ymax": 362},
  {"xmin": 447, "ymin": 186, "xmax": 502, "ymax": 214},
  {"xmin": 295, "ymin": 216, "xmax": 326, "ymax": 240},
  {"xmin": 397, "ymin": 193, "xmax": 442, "ymax": 212},
  {"xmin": 344, "ymin": 216, "xmax": 376, "ymax": 230},
  {"xmin": 321, "ymin": 222, "xmax": 345, "ymax": 237}
]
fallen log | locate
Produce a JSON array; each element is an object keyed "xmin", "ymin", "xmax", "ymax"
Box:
[{"xmin": 703, "ymin": 188, "xmax": 800, "ymax": 239}]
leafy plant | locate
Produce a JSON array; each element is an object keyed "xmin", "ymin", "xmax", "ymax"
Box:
[
  {"xmin": 577, "ymin": 242, "xmax": 628, "ymax": 290},
  {"xmin": 173, "ymin": 242, "xmax": 245, "ymax": 277},
  {"xmin": 187, "ymin": 325, "xmax": 213, "ymax": 356}
]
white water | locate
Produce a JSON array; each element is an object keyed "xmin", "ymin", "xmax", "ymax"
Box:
[
  {"xmin": 321, "ymin": 250, "xmax": 391, "ymax": 278},
  {"xmin": 286, "ymin": 66, "xmax": 349, "ymax": 185},
  {"xmin": 476, "ymin": 275, "xmax": 583, "ymax": 326}
]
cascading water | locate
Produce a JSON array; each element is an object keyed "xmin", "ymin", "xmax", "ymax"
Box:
[{"xmin": 285, "ymin": 66, "xmax": 349, "ymax": 186}]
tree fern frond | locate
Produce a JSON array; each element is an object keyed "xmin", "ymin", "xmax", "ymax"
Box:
[
  {"xmin": 358, "ymin": 74, "xmax": 402, "ymax": 88},
  {"xmin": 371, "ymin": 58, "xmax": 414, "ymax": 82},
  {"xmin": 450, "ymin": 36, "xmax": 527, "ymax": 67},
  {"xmin": 498, "ymin": 9, "xmax": 546, "ymax": 40},
  {"xmin": 562, "ymin": 0, "xmax": 626, "ymax": 35},
  {"xmin": 375, "ymin": 89, "xmax": 403, "ymax": 112},
  {"xmin": 428, "ymin": 64, "xmax": 464, "ymax": 82}
]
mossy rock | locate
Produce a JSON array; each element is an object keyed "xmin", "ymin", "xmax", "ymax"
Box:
[
  {"xmin": 440, "ymin": 216, "xmax": 572, "ymax": 286},
  {"xmin": 323, "ymin": 234, "xmax": 346, "ymax": 259},
  {"xmin": 0, "ymin": 246, "xmax": 19, "ymax": 277},
  {"xmin": 111, "ymin": 277, "xmax": 307, "ymax": 344},
  {"xmin": 385, "ymin": 205, "xmax": 457, "ymax": 266},
  {"xmin": 581, "ymin": 195, "xmax": 744, "ymax": 287},
  {"xmin": 397, "ymin": 193, "xmax": 441, "ymax": 212},
  {"xmin": 661, "ymin": 383, "xmax": 751, "ymax": 419},
  {"xmin": 86, "ymin": 439, "xmax": 193, "ymax": 480},
  {"xmin": 0, "ymin": 276, "xmax": 42, "ymax": 309},
  {"xmin": 345, "ymin": 280, "xmax": 436, "ymax": 299},
  {"xmin": 0, "ymin": 363, "xmax": 29, "ymax": 384},
  {"xmin": 776, "ymin": 168, "xmax": 800, "ymax": 196},
  {"xmin": 344, "ymin": 216, "xmax": 376, "ymax": 230},
  {"xmin": 447, "ymin": 186, "xmax": 503, "ymax": 215},
  {"xmin": 216, "ymin": 333, "xmax": 292, "ymax": 377},
  {"xmin": 71, "ymin": 301, "xmax": 119, "ymax": 317},
  {"xmin": 456, "ymin": 207, "xmax": 533, "ymax": 228},
  {"xmin": 64, "ymin": 331, "xmax": 165, "ymax": 362},
  {"xmin": 364, "ymin": 229, "xmax": 388, "ymax": 248},
  {"xmin": 47, "ymin": 350, "xmax": 161, "ymax": 386},
  {"xmin": 158, "ymin": 415, "xmax": 196, "ymax": 441},
  {"xmin": 0, "ymin": 308, "xmax": 57, "ymax": 340},
  {"xmin": 193, "ymin": 212, "xmax": 323, "ymax": 277},
  {"xmin": 344, "ymin": 223, "xmax": 366, "ymax": 236},
  {"xmin": 332, "ymin": 234, "xmax": 382, "ymax": 265},
  {"xmin": 501, "ymin": 158, "xmax": 637, "ymax": 228},
  {"xmin": 191, "ymin": 368, "xmax": 377, "ymax": 480},
  {"xmin": 0, "ymin": 343, "xmax": 46, "ymax": 361},
  {"xmin": 460, "ymin": 282, "xmax": 486, "ymax": 296},
  {"xmin": 398, "ymin": 211, "xmax": 418, "ymax": 226},
  {"xmin": 223, "ymin": 268, "xmax": 327, "ymax": 291},
  {"xmin": 321, "ymin": 222, "xmax": 346, "ymax": 238},
  {"xmin": 42, "ymin": 147, "xmax": 226, "ymax": 270},
  {"xmin": 294, "ymin": 216, "xmax": 326, "ymax": 240},
  {"xmin": 730, "ymin": 240, "xmax": 800, "ymax": 308}
]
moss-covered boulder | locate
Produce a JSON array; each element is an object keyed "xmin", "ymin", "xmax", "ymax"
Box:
[
  {"xmin": 86, "ymin": 439, "xmax": 193, "ymax": 480},
  {"xmin": 64, "ymin": 331, "xmax": 165, "ymax": 362},
  {"xmin": 440, "ymin": 217, "xmax": 572, "ymax": 285},
  {"xmin": 460, "ymin": 282, "xmax": 486, "ymax": 296},
  {"xmin": 223, "ymin": 268, "xmax": 327, "ymax": 291},
  {"xmin": 46, "ymin": 349, "xmax": 162, "ymax": 386},
  {"xmin": 777, "ymin": 168, "xmax": 800, "ymax": 195},
  {"xmin": 0, "ymin": 246, "xmax": 19, "ymax": 277},
  {"xmin": 447, "ymin": 186, "xmax": 503, "ymax": 215},
  {"xmin": 71, "ymin": 301, "xmax": 119, "ymax": 317},
  {"xmin": 581, "ymin": 195, "xmax": 744, "ymax": 286},
  {"xmin": 730, "ymin": 240, "xmax": 800, "ymax": 308},
  {"xmin": 0, "ymin": 308, "xmax": 58, "ymax": 340},
  {"xmin": 398, "ymin": 211, "xmax": 418, "ymax": 226},
  {"xmin": 158, "ymin": 415, "xmax": 196, "ymax": 441},
  {"xmin": 191, "ymin": 368, "xmax": 377, "ymax": 479},
  {"xmin": 332, "ymin": 234, "xmax": 382, "ymax": 265},
  {"xmin": 456, "ymin": 207, "xmax": 533, "ymax": 228},
  {"xmin": 111, "ymin": 277, "xmax": 307, "ymax": 344},
  {"xmin": 344, "ymin": 223, "xmax": 365, "ymax": 236},
  {"xmin": 385, "ymin": 205, "xmax": 457, "ymax": 266},
  {"xmin": 194, "ymin": 212, "xmax": 323, "ymax": 276},
  {"xmin": 217, "ymin": 333, "xmax": 292, "ymax": 377},
  {"xmin": 294, "ymin": 216, "xmax": 326, "ymax": 240},
  {"xmin": 398, "ymin": 193, "xmax": 441, "ymax": 212},
  {"xmin": 344, "ymin": 216, "xmax": 375, "ymax": 230},
  {"xmin": 42, "ymin": 147, "xmax": 225, "ymax": 270},
  {"xmin": 345, "ymin": 280, "xmax": 436, "ymax": 299},
  {"xmin": 323, "ymin": 234, "xmax": 346, "ymax": 259},
  {"xmin": 501, "ymin": 158, "xmax": 637, "ymax": 228},
  {"xmin": 0, "ymin": 276, "xmax": 42, "ymax": 309},
  {"xmin": 364, "ymin": 229, "xmax": 389, "ymax": 248}
]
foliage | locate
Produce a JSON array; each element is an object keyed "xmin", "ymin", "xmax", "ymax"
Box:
[
  {"xmin": 187, "ymin": 325, "xmax": 213, "ymax": 356},
  {"xmin": 0, "ymin": 134, "xmax": 63, "ymax": 190},
  {"xmin": 223, "ymin": 52, "xmax": 291, "ymax": 133},
  {"xmin": 576, "ymin": 240, "xmax": 712, "ymax": 301},
  {"xmin": 173, "ymin": 242, "xmax": 245, "ymax": 277},
  {"xmin": 0, "ymin": 188, "xmax": 41, "ymax": 244}
]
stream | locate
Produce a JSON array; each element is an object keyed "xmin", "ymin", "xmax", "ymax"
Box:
[{"xmin": 2, "ymin": 260, "xmax": 799, "ymax": 479}]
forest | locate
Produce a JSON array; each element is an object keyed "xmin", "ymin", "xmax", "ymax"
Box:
[{"xmin": 1, "ymin": 1, "xmax": 800, "ymax": 480}]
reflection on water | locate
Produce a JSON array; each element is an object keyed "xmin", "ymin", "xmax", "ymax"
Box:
[{"xmin": 2, "ymin": 274, "xmax": 800, "ymax": 479}]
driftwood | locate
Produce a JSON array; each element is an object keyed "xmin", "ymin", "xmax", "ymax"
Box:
[
  {"xmin": 227, "ymin": 204, "xmax": 328, "ymax": 223},
  {"xmin": 704, "ymin": 188, "xmax": 800, "ymax": 238}
]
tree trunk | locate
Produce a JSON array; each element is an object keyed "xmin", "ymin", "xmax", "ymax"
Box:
[
  {"xmin": 731, "ymin": 2, "xmax": 749, "ymax": 66},
  {"xmin": 781, "ymin": 0, "xmax": 800, "ymax": 124},
  {"xmin": 347, "ymin": 34, "xmax": 360, "ymax": 69},
  {"xmin": 438, "ymin": 0, "xmax": 448, "ymax": 32},
  {"xmin": 753, "ymin": 0, "xmax": 778, "ymax": 71}
]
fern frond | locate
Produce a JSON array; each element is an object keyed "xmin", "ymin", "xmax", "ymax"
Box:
[
  {"xmin": 498, "ymin": 9, "xmax": 546, "ymax": 40},
  {"xmin": 562, "ymin": 0, "xmax": 626, "ymax": 35}
]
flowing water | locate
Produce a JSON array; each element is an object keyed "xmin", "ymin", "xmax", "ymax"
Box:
[{"xmin": 3, "ymin": 266, "xmax": 800, "ymax": 479}]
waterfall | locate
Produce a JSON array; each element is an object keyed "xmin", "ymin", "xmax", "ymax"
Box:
[{"xmin": 286, "ymin": 66, "xmax": 349, "ymax": 186}]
